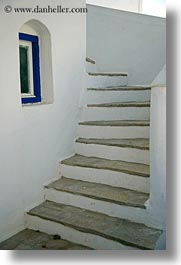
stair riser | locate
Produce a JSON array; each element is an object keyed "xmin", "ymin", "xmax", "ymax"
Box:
[
  {"xmin": 75, "ymin": 143, "xmax": 150, "ymax": 165},
  {"xmin": 81, "ymin": 107, "xmax": 150, "ymax": 121},
  {"xmin": 86, "ymin": 90, "xmax": 151, "ymax": 104},
  {"xmin": 60, "ymin": 164, "xmax": 150, "ymax": 193},
  {"xmin": 86, "ymin": 75, "xmax": 127, "ymax": 88},
  {"xmin": 78, "ymin": 125, "xmax": 150, "ymax": 139},
  {"xmin": 27, "ymin": 215, "xmax": 138, "ymax": 250},
  {"xmin": 45, "ymin": 188, "xmax": 148, "ymax": 224}
]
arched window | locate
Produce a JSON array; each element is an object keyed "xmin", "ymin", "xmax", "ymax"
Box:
[
  {"xmin": 19, "ymin": 20, "xmax": 53, "ymax": 105},
  {"xmin": 19, "ymin": 32, "xmax": 41, "ymax": 103}
]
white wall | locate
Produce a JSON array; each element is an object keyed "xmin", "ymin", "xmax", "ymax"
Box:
[
  {"xmin": 87, "ymin": 4, "xmax": 166, "ymax": 85},
  {"xmin": 141, "ymin": 67, "xmax": 166, "ymax": 232},
  {"xmin": 86, "ymin": 0, "xmax": 142, "ymax": 13},
  {"xmin": 145, "ymin": 65, "xmax": 166, "ymax": 230},
  {"xmin": 146, "ymin": 85, "xmax": 166, "ymax": 230},
  {"xmin": 0, "ymin": 0, "xmax": 86, "ymax": 242}
]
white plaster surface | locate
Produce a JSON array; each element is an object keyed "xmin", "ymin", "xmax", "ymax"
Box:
[
  {"xmin": 86, "ymin": 89, "xmax": 151, "ymax": 104},
  {"xmin": 86, "ymin": 73, "xmax": 128, "ymax": 88},
  {"xmin": 77, "ymin": 124, "xmax": 150, "ymax": 139},
  {"xmin": 146, "ymin": 86, "xmax": 166, "ymax": 229},
  {"xmin": 81, "ymin": 106, "xmax": 150, "ymax": 121},
  {"xmin": 0, "ymin": 0, "xmax": 86, "ymax": 242},
  {"xmin": 86, "ymin": 4, "xmax": 166, "ymax": 85}
]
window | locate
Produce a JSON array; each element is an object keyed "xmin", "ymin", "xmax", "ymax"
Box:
[{"xmin": 19, "ymin": 33, "xmax": 41, "ymax": 104}]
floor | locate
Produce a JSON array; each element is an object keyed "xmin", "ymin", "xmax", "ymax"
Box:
[{"xmin": 0, "ymin": 229, "xmax": 91, "ymax": 250}]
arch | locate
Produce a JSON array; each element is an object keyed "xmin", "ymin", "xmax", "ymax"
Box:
[{"xmin": 19, "ymin": 19, "xmax": 54, "ymax": 104}]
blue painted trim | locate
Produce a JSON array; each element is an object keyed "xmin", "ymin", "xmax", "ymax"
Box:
[
  {"xmin": 19, "ymin": 33, "xmax": 38, "ymax": 43},
  {"xmin": 19, "ymin": 33, "xmax": 41, "ymax": 104}
]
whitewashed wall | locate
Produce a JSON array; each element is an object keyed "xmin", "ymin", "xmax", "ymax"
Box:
[
  {"xmin": 86, "ymin": 0, "xmax": 142, "ymax": 13},
  {"xmin": 87, "ymin": 4, "xmax": 166, "ymax": 85},
  {"xmin": 145, "ymin": 66, "xmax": 166, "ymax": 231},
  {"xmin": 0, "ymin": 0, "xmax": 86, "ymax": 242},
  {"xmin": 147, "ymin": 86, "xmax": 166, "ymax": 230}
]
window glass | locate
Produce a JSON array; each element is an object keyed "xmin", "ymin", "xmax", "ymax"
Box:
[
  {"xmin": 19, "ymin": 46, "xmax": 30, "ymax": 94},
  {"xmin": 19, "ymin": 33, "xmax": 41, "ymax": 104}
]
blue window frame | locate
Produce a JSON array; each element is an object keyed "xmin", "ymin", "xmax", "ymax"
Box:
[{"xmin": 19, "ymin": 33, "xmax": 41, "ymax": 104}]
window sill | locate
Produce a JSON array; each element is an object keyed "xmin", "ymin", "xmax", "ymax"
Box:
[{"xmin": 22, "ymin": 101, "xmax": 53, "ymax": 107}]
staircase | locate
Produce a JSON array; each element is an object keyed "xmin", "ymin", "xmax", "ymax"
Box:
[{"xmin": 26, "ymin": 66, "xmax": 163, "ymax": 250}]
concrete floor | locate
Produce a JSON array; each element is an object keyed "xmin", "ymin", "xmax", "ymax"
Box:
[{"xmin": 0, "ymin": 229, "xmax": 91, "ymax": 250}]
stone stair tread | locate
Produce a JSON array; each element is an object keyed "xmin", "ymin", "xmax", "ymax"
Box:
[
  {"xmin": 0, "ymin": 229, "xmax": 92, "ymax": 250},
  {"xmin": 46, "ymin": 177, "xmax": 149, "ymax": 208},
  {"xmin": 76, "ymin": 138, "xmax": 149, "ymax": 150},
  {"xmin": 88, "ymin": 72, "xmax": 128, "ymax": 76},
  {"xmin": 79, "ymin": 120, "xmax": 150, "ymax": 127},
  {"xmin": 87, "ymin": 101, "xmax": 150, "ymax": 108},
  {"xmin": 88, "ymin": 86, "xmax": 151, "ymax": 91},
  {"xmin": 86, "ymin": 57, "xmax": 96, "ymax": 64},
  {"xmin": 28, "ymin": 201, "xmax": 162, "ymax": 250},
  {"xmin": 61, "ymin": 154, "xmax": 149, "ymax": 177}
]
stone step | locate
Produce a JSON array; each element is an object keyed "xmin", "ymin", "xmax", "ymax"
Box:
[
  {"xmin": 86, "ymin": 87, "xmax": 151, "ymax": 104},
  {"xmin": 27, "ymin": 201, "xmax": 162, "ymax": 250},
  {"xmin": 61, "ymin": 154, "xmax": 149, "ymax": 177},
  {"xmin": 79, "ymin": 120, "xmax": 150, "ymax": 127},
  {"xmin": 78, "ymin": 120, "xmax": 150, "ymax": 139},
  {"xmin": 86, "ymin": 57, "xmax": 96, "ymax": 64},
  {"xmin": 75, "ymin": 138, "xmax": 149, "ymax": 164},
  {"xmin": 86, "ymin": 72, "xmax": 128, "ymax": 88},
  {"xmin": 0, "ymin": 229, "xmax": 91, "ymax": 250},
  {"xmin": 45, "ymin": 177, "xmax": 149, "ymax": 224},
  {"xmin": 81, "ymin": 101, "xmax": 150, "ymax": 121},
  {"xmin": 87, "ymin": 86, "xmax": 151, "ymax": 91},
  {"xmin": 76, "ymin": 138, "xmax": 149, "ymax": 150},
  {"xmin": 60, "ymin": 155, "xmax": 150, "ymax": 193},
  {"xmin": 88, "ymin": 72, "xmax": 128, "ymax": 76},
  {"xmin": 46, "ymin": 177, "xmax": 149, "ymax": 209},
  {"xmin": 87, "ymin": 101, "xmax": 150, "ymax": 108},
  {"xmin": 86, "ymin": 58, "xmax": 97, "ymax": 72}
]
